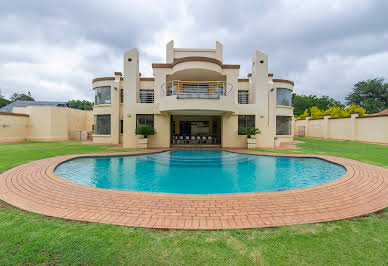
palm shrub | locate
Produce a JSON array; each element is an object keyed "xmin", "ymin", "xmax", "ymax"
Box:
[
  {"xmin": 238, "ymin": 127, "xmax": 261, "ymax": 138},
  {"xmin": 135, "ymin": 125, "xmax": 156, "ymax": 138}
]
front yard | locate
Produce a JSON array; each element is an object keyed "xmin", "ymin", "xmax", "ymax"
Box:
[{"xmin": 0, "ymin": 139, "xmax": 387, "ymax": 264}]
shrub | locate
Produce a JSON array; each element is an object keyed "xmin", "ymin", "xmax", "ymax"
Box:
[
  {"xmin": 297, "ymin": 104, "xmax": 366, "ymax": 119},
  {"xmin": 238, "ymin": 127, "xmax": 261, "ymax": 138},
  {"xmin": 135, "ymin": 125, "xmax": 156, "ymax": 138}
]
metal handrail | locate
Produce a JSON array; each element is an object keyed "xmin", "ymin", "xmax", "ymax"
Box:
[
  {"xmin": 137, "ymin": 90, "xmax": 155, "ymax": 103},
  {"xmin": 161, "ymin": 80, "xmax": 234, "ymax": 98},
  {"xmin": 238, "ymin": 91, "xmax": 249, "ymax": 104}
]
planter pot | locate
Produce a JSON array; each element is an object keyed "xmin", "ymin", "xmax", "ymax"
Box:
[
  {"xmin": 247, "ymin": 138, "xmax": 256, "ymax": 149},
  {"xmin": 137, "ymin": 136, "xmax": 148, "ymax": 149}
]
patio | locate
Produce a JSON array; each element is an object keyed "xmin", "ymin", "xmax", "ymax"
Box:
[{"xmin": 1, "ymin": 148, "xmax": 387, "ymax": 229}]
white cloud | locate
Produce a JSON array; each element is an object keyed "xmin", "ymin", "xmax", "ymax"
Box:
[
  {"xmin": 0, "ymin": 0, "xmax": 387, "ymax": 102},
  {"xmin": 293, "ymin": 51, "xmax": 388, "ymax": 101}
]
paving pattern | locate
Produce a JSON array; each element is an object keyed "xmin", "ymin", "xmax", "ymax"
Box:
[{"xmin": 0, "ymin": 149, "xmax": 387, "ymax": 229}]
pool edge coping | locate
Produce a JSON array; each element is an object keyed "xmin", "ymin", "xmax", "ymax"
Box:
[{"xmin": 0, "ymin": 148, "xmax": 387, "ymax": 230}]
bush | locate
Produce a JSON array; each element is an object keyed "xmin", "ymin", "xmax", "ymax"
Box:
[
  {"xmin": 238, "ymin": 127, "xmax": 261, "ymax": 138},
  {"xmin": 135, "ymin": 125, "xmax": 156, "ymax": 138},
  {"xmin": 297, "ymin": 104, "xmax": 366, "ymax": 119}
]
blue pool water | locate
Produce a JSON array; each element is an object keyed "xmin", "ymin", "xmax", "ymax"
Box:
[{"xmin": 54, "ymin": 150, "xmax": 346, "ymax": 194}]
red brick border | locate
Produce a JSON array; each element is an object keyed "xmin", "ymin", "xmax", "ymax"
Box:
[{"xmin": 0, "ymin": 149, "xmax": 387, "ymax": 229}]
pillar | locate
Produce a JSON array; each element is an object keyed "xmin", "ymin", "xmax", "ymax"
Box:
[
  {"xmin": 351, "ymin": 112, "xmax": 359, "ymax": 141},
  {"xmin": 323, "ymin": 115, "xmax": 330, "ymax": 139}
]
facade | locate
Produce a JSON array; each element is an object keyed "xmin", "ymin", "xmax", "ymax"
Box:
[{"xmin": 92, "ymin": 41, "xmax": 294, "ymax": 148}]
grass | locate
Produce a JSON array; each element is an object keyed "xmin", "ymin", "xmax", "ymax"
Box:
[
  {"xmin": 256, "ymin": 137, "xmax": 388, "ymax": 168},
  {"xmin": 0, "ymin": 140, "xmax": 387, "ymax": 264}
]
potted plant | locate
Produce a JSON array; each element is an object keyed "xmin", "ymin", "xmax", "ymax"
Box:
[
  {"xmin": 135, "ymin": 125, "xmax": 156, "ymax": 148},
  {"xmin": 238, "ymin": 127, "xmax": 260, "ymax": 148}
]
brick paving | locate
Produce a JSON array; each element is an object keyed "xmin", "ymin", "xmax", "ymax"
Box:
[{"xmin": 0, "ymin": 148, "xmax": 387, "ymax": 230}]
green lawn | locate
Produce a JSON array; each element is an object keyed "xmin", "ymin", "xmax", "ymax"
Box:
[
  {"xmin": 0, "ymin": 140, "xmax": 387, "ymax": 264},
  {"xmin": 257, "ymin": 137, "xmax": 388, "ymax": 168}
]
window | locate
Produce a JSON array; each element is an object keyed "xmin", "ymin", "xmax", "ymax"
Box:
[
  {"xmin": 120, "ymin": 120, "xmax": 123, "ymax": 134},
  {"xmin": 120, "ymin": 89, "xmax": 124, "ymax": 103},
  {"xmin": 136, "ymin": 114, "xmax": 154, "ymax": 127},
  {"xmin": 95, "ymin": 115, "xmax": 111, "ymax": 135},
  {"xmin": 276, "ymin": 88, "xmax": 292, "ymax": 106},
  {"xmin": 140, "ymin": 90, "xmax": 154, "ymax": 103},
  {"xmin": 276, "ymin": 116, "xmax": 292, "ymax": 135},
  {"xmin": 95, "ymin": 86, "xmax": 111, "ymax": 105},
  {"xmin": 238, "ymin": 115, "xmax": 255, "ymax": 133},
  {"xmin": 238, "ymin": 90, "xmax": 249, "ymax": 104}
]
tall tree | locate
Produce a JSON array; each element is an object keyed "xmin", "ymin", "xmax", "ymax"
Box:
[
  {"xmin": 0, "ymin": 90, "xmax": 11, "ymax": 108},
  {"xmin": 345, "ymin": 78, "xmax": 388, "ymax": 114},
  {"xmin": 10, "ymin": 91, "xmax": 35, "ymax": 102},
  {"xmin": 292, "ymin": 94, "xmax": 342, "ymax": 116},
  {"xmin": 67, "ymin": 100, "xmax": 93, "ymax": 110}
]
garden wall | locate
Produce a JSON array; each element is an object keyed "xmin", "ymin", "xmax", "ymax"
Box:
[
  {"xmin": 0, "ymin": 107, "xmax": 93, "ymax": 143},
  {"xmin": 294, "ymin": 113, "xmax": 388, "ymax": 144},
  {"xmin": 0, "ymin": 112, "xmax": 29, "ymax": 143}
]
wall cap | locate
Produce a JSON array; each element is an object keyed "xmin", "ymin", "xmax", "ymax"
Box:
[
  {"xmin": 152, "ymin": 56, "xmax": 240, "ymax": 69},
  {"xmin": 140, "ymin": 77, "xmax": 155, "ymax": 81},
  {"xmin": 357, "ymin": 113, "xmax": 388, "ymax": 118},
  {"xmin": 272, "ymin": 79, "xmax": 294, "ymax": 86},
  {"xmin": 0, "ymin": 112, "xmax": 29, "ymax": 117},
  {"xmin": 92, "ymin": 77, "xmax": 123, "ymax": 83}
]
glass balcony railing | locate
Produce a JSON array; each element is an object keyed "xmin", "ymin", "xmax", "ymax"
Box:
[{"xmin": 161, "ymin": 80, "xmax": 233, "ymax": 99}]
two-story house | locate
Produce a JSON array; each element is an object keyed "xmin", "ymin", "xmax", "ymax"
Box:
[{"xmin": 91, "ymin": 41, "xmax": 294, "ymax": 148}]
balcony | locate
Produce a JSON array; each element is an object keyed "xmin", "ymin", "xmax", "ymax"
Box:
[
  {"xmin": 159, "ymin": 80, "xmax": 236, "ymax": 114},
  {"xmin": 161, "ymin": 80, "xmax": 233, "ymax": 99},
  {"xmin": 137, "ymin": 89, "xmax": 154, "ymax": 103}
]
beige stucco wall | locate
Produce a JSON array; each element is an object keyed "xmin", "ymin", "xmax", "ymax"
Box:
[
  {"xmin": 328, "ymin": 118, "xmax": 352, "ymax": 140},
  {"xmin": 294, "ymin": 114, "xmax": 388, "ymax": 144},
  {"xmin": 92, "ymin": 76, "xmax": 121, "ymax": 144},
  {"xmin": 9, "ymin": 106, "xmax": 93, "ymax": 142},
  {"xmin": 357, "ymin": 116, "xmax": 388, "ymax": 143},
  {"xmin": 93, "ymin": 42, "xmax": 295, "ymax": 149},
  {"xmin": 166, "ymin": 40, "xmax": 222, "ymax": 62},
  {"xmin": 0, "ymin": 113, "xmax": 29, "ymax": 143},
  {"xmin": 308, "ymin": 119, "xmax": 324, "ymax": 138}
]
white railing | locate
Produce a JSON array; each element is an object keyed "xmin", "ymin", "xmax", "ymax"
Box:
[
  {"xmin": 161, "ymin": 80, "xmax": 233, "ymax": 99},
  {"xmin": 238, "ymin": 91, "xmax": 249, "ymax": 104},
  {"xmin": 137, "ymin": 90, "xmax": 154, "ymax": 103}
]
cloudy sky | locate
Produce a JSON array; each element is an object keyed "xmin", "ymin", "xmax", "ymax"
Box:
[{"xmin": 1, "ymin": 0, "xmax": 387, "ymax": 102}]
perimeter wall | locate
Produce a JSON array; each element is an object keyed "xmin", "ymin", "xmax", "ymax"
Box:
[
  {"xmin": 0, "ymin": 107, "xmax": 93, "ymax": 143},
  {"xmin": 294, "ymin": 113, "xmax": 388, "ymax": 144}
]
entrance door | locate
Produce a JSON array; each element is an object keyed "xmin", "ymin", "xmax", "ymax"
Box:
[{"xmin": 171, "ymin": 115, "xmax": 221, "ymax": 145}]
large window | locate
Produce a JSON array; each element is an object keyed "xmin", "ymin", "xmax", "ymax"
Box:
[
  {"xmin": 95, "ymin": 115, "xmax": 111, "ymax": 135},
  {"xmin": 238, "ymin": 90, "xmax": 249, "ymax": 104},
  {"xmin": 136, "ymin": 114, "xmax": 154, "ymax": 127},
  {"xmin": 276, "ymin": 116, "xmax": 292, "ymax": 135},
  {"xmin": 277, "ymin": 88, "xmax": 292, "ymax": 106},
  {"xmin": 139, "ymin": 90, "xmax": 154, "ymax": 103},
  {"xmin": 238, "ymin": 115, "xmax": 255, "ymax": 133},
  {"xmin": 95, "ymin": 86, "xmax": 111, "ymax": 105}
]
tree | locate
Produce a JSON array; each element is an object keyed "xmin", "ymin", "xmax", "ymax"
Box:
[
  {"xmin": 0, "ymin": 90, "xmax": 10, "ymax": 108},
  {"xmin": 345, "ymin": 78, "xmax": 388, "ymax": 114},
  {"xmin": 292, "ymin": 94, "xmax": 343, "ymax": 116},
  {"xmin": 10, "ymin": 91, "xmax": 35, "ymax": 102},
  {"xmin": 67, "ymin": 100, "xmax": 93, "ymax": 110}
]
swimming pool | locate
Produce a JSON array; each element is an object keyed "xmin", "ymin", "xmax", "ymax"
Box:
[{"xmin": 54, "ymin": 150, "xmax": 346, "ymax": 194}]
